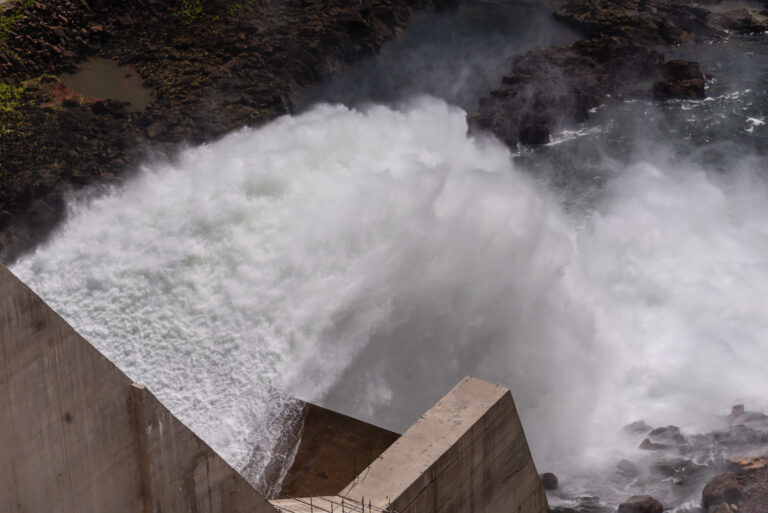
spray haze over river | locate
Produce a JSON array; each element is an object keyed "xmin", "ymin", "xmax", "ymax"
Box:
[{"xmin": 11, "ymin": 2, "xmax": 768, "ymax": 510}]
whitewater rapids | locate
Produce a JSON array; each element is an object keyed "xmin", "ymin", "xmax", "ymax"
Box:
[{"xmin": 12, "ymin": 98, "xmax": 768, "ymax": 498}]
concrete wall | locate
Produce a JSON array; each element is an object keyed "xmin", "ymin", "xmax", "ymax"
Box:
[
  {"xmin": 341, "ymin": 376, "xmax": 547, "ymax": 513},
  {"xmin": 2, "ymin": 262, "xmax": 546, "ymax": 513},
  {"xmin": 0, "ymin": 265, "xmax": 275, "ymax": 513},
  {"xmin": 279, "ymin": 402, "xmax": 400, "ymax": 499}
]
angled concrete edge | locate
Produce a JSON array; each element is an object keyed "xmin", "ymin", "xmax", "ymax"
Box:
[
  {"xmin": 342, "ymin": 376, "xmax": 547, "ymax": 513},
  {"xmin": 0, "ymin": 264, "xmax": 275, "ymax": 513},
  {"xmin": 272, "ymin": 377, "xmax": 547, "ymax": 513}
]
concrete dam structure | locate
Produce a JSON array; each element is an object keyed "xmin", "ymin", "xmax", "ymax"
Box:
[{"xmin": 0, "ymin": 264, "xmax": 547, "ymax": 513}]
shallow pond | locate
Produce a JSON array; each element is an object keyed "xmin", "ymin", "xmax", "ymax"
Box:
[{"xmin": 60, "ymin": 57, "xmax": 154, "ymax": 112}]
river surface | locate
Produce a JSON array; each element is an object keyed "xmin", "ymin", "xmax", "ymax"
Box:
[{"xmin": 11, "ymin": 3, "xmax": 768, "ymax": 510}]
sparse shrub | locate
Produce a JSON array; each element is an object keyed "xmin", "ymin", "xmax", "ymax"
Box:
[{"xmin": 0, "ymin": 0, "xmax": 34, "ymax": 53}]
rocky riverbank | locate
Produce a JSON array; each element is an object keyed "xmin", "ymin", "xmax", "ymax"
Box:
[
  {"xmin": 468, "ymin": 0, "xmax": 768, "ymax": 147},
  {"xmin": 0, "ymin": 0, "xmax": 452, "ymax": 263},
  {"xmin": 545, "ymin": 405, "xmax": 768, "ymax": 513},
  {"xmin": 3, "ymin": 0, "xmax": 768, "ymax": 262}
]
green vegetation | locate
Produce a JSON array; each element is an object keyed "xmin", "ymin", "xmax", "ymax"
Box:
[
  {"xmin": 0, "ymin": 0, "xmax": 34, "ymax": 52},
  {"xmin": 0, "ymin": 82, "xmax": 24, "ymax": 118},
  {"xmin": 0, "ymin": 82, "xmax": 25, "ymax": 182},
  {"xmin": 177, "ymin": 0, "xmax": 205, "ymax": 20}
]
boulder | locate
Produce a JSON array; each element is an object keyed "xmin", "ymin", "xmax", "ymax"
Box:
[
  {"xmin": 617, "ymin": 495, "xmax": 663, "ymax": 513},
  {"xmin": 540, "ymin": 472, "xmax": 559, "ymax": 490},
  {"xmin": 702, "ymin": 473, "xmax": 743, "ymax": 509},
  {"xmin": 617, "ymin": 459, "xmax": 640, "ymax": 478},
  {"xmin": 653, "ymin": 60, "xmax": 706, "ymax": 100},
  {"xmin": 648, "ymin": 425, "xmax": 686, "ymax": 445}
]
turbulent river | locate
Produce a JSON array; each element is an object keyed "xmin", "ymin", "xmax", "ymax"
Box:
[{"xmin": 10, "ymin": 3, "xmax": 768, "ymax": 511}]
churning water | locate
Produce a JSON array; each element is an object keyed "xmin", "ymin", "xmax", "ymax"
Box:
[{"xmin": 10, "ymin": 9, "xmax": 768, "ymax": 511}]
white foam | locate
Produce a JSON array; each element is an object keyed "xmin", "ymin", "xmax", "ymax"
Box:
[{"xmin": 13, "ymin": 98, "xmax": 768, "ymax": 502}]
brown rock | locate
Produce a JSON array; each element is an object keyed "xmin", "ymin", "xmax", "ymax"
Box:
[
  {"xmin": 618, "ymin": 495, "xmax": 663, "ymax": 513},
  {"xmin": 702, "ymin": 473, "xmax": 744, "ymax": 509}
]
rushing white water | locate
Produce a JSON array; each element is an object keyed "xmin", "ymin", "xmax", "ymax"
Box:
[{"xmin": 12, "ymin": 98, "xmax": 768, "ymax": 501}]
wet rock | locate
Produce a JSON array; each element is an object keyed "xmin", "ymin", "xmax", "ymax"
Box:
[
  {"xmin": 624, "ymin": 420, "xmax": 652, "ymax": 435},
  {"xmin": 639, "ymin": 438, "xmax": 669, "ymax": 451},
  {"xmin": 653, "ymin": 60, "xmax": 706, "ymax": 100},
  {"xmin": 648, "ymin": 425, "xmax": 686, "ymax": 445},
  {"xmin": 540, "ymin": 472, "xmax": 559, "ymax": 490},
  {"xmin": 617, "ymin": 459, "xmax": 640, "ymax": 477},
  {"xmin": 469, "ymin": 35, "xmax": 670, "ymax": 148},
  {"xmin": 707, "ymin": 504, "xmax": 733, "ymax": 513},
  {"xmin": 654, "ymin": 458, "xmax": 706, "ymax": 485},
  {"xmin": 617, "ymin": 495, "xmax": 663, "ymax": 513},
  {"xmin": 520, "ymin": 124, "xmax": 550, "ymax": 146},
  {"xmin": 702, "ymin": 473, "xmax": 743, "ymax": 509},
  {"xmin": 710, "ymin": 8, "xmax": 768, "ymax": 34}
]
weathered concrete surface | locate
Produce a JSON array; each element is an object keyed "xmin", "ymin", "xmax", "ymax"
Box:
[
  {"xmin": 0, "ymin": 264, "xmax": 275, "ymax": 513},
  {"xmin": 341, "ymin": 376, "xmax": 547, "ymax": 513},
  {"xmin": 279, "ymin": 402, "xmax": 400, "ymax": 499},
  {"xmin": 1, "ymin": 262, "xmax": 546, "ymax": 513}
]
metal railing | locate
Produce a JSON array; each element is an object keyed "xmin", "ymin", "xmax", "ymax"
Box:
[{"xmin": 273, "ymin": 495, "xmax": 397, "ymax": 513}]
